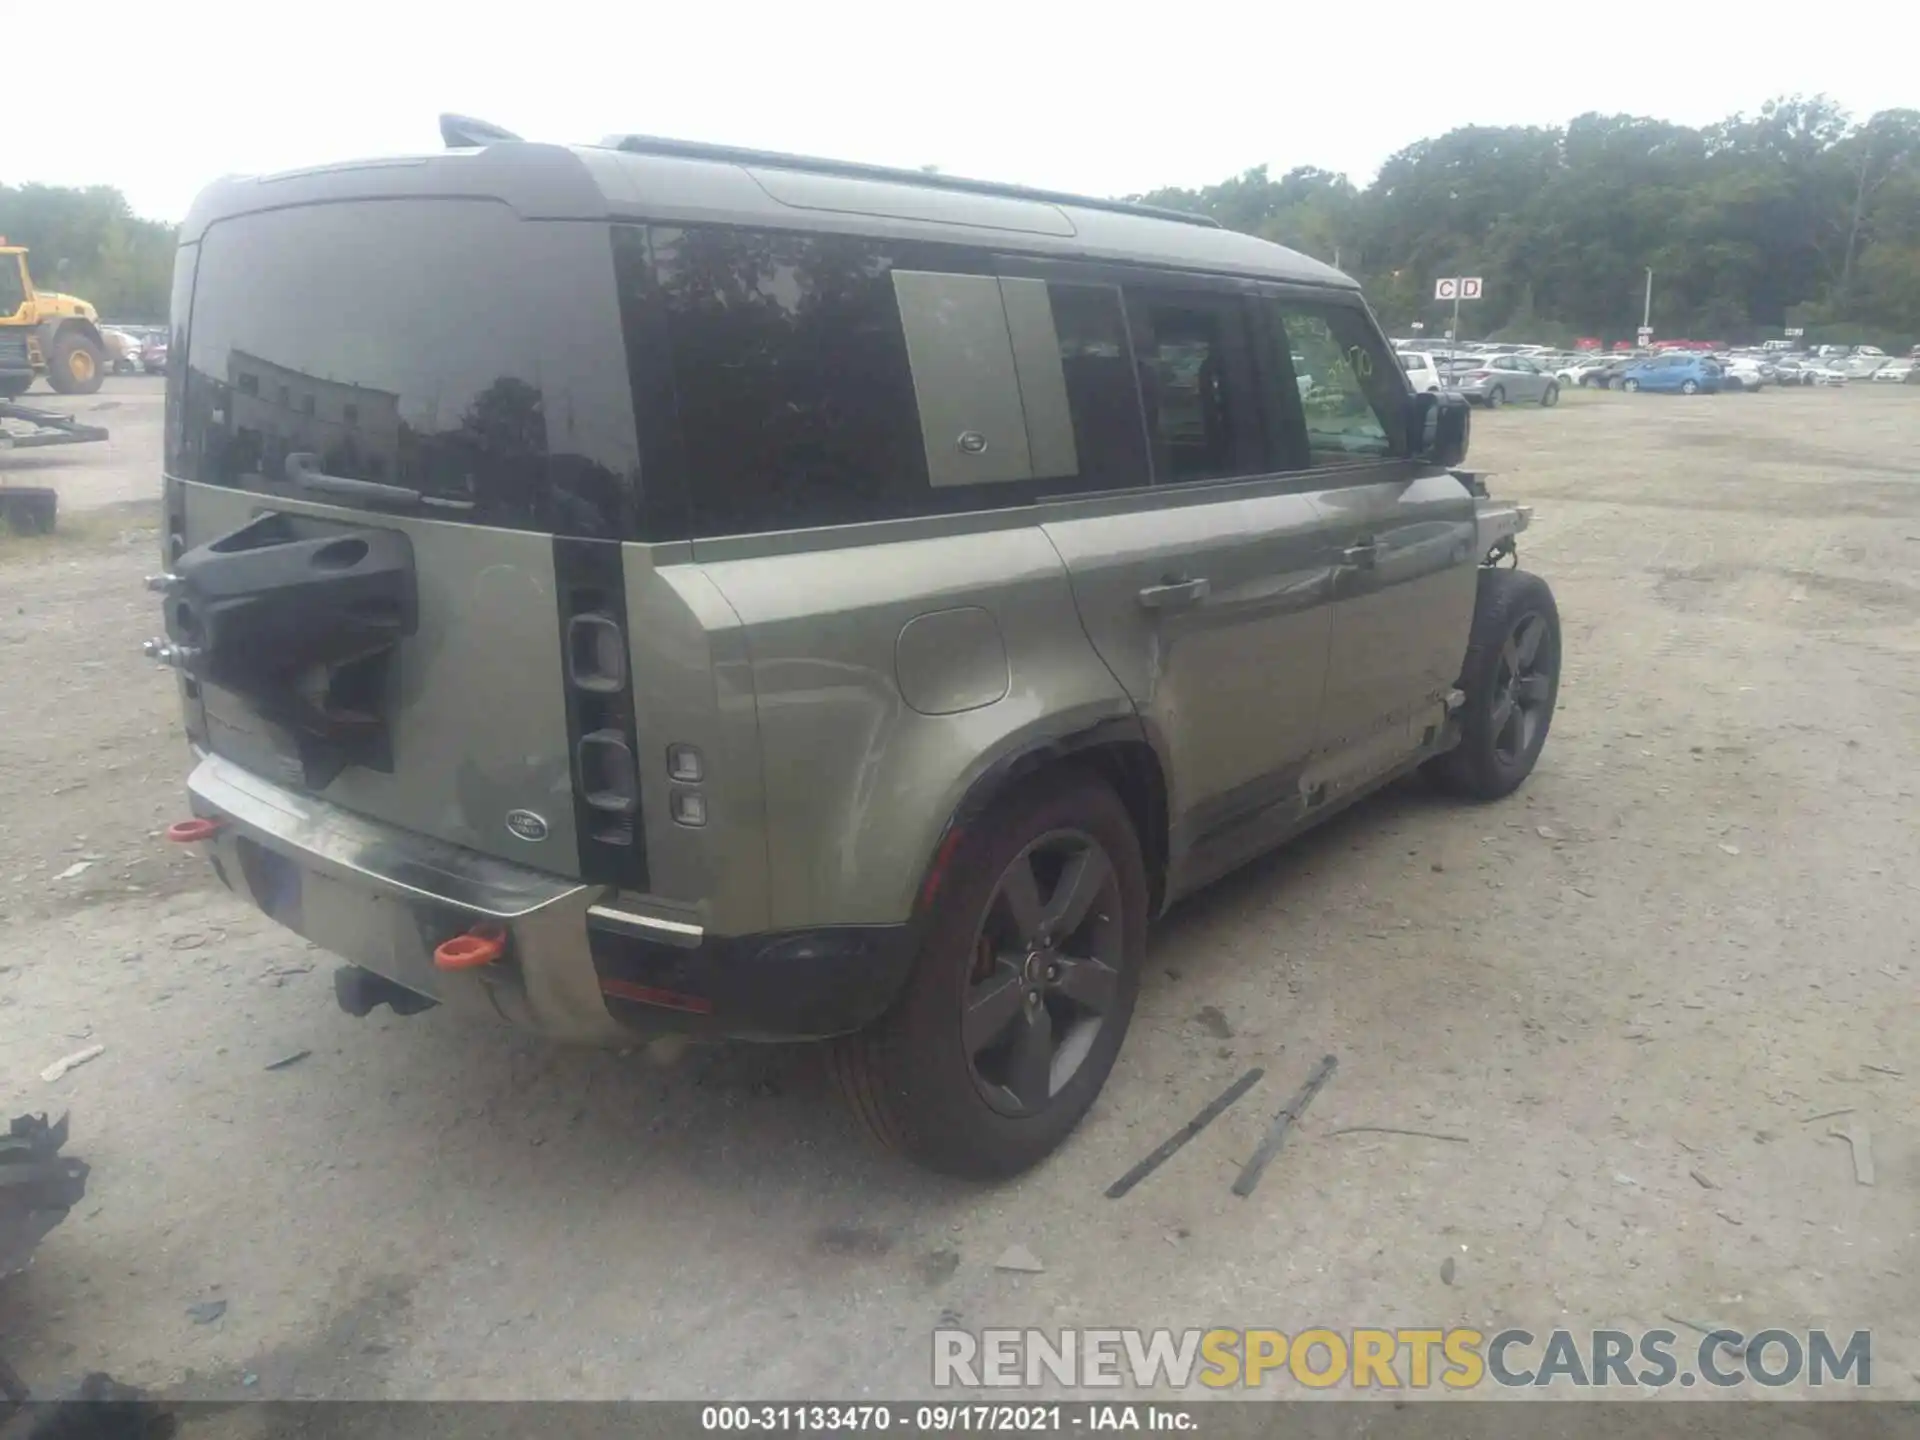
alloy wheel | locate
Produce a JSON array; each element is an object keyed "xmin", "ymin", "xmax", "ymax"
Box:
[
  {"xmin": 1490, "ymin": 613, "xmax": 1555, "ymax": 766},
  {"xmin": 963, "ymin": 828, "xmax": 1124, "ymax": 1117}
]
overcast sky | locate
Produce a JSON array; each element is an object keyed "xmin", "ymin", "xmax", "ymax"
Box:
[{"xmin": 19, "ymin": 1, "xmax": 1916, "ymax": 223}]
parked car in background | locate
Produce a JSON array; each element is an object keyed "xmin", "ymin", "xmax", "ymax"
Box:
[
  {"xmin": 1868, "ymin": 359, "xmax": 1915, "ymax": 383},
  {"xmin": 140, "ymin": 333, "xmax": 169, "ymax": 374},
  {"xmin": 101, "ymin": 328, "xmax": 143, "ymax": 375},
  {"xmin": 1577, "ymin": 358, "xmax": 1634, "ymax": 389},
  {"xmin": 1447, "ymin": 354, "xmax": 1560, "ymax": 407},
  {"xmin": 1719, "ymin": 357, "xmax": 1774, "ymax": 392},
  {"xmin": 1396, "ymin": 351, "xmax": 1447, "ymax": 393},
  {"xmin": 1838, "ymin": 355, "xmax": 1889, "ymax": 380},
  {"xmin": 1556, "ymin": 356, "xmax": 1612, "ymax": 386},
  {"xmin": 1618, "ymin": 355, "xmax": 1722, "ymax": 394}
]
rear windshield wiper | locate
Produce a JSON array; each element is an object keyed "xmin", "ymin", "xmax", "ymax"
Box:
[{"xmin": 283, "ymin": 452, "xmax": 474, "ymax": 513}]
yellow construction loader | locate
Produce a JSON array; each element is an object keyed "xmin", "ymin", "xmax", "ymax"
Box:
[{"xmin": 0, "ymin": 240, "xmax": 108, "ymax": 397}]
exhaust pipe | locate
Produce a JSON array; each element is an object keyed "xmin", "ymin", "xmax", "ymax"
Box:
[{"xmin": 333, "ymin": 965, "xmax": 437, "ymax": 1019}]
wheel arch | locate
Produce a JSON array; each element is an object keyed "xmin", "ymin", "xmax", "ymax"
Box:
[{"xmin": 917, "ymin": 714, "xmax": 1171, "ymax": 924}]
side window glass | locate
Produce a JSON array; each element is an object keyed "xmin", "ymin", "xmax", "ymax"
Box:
[
  {"xmin": 1129, "ymin": 295, "xmax": 1262, "ymax": 483},
  {"xmin": 651, "ymin": 226, "xmax": 929, "ymax": 536},
  {"xmin": 890, "ymin": 274, "xmax": 1152, "ymax": 496},
  {"xmin": 1044, "ymin": 283, "xmax": 1150, "ymax": 491},
  {"xmin": 0, "ymin": 257, "xmax": 25, "ymax": 316},
  {"xmin": 1266, "ymin": 301, "xmax": 1406, "ymax": 465}
]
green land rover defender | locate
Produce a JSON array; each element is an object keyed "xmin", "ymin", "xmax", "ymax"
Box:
[{"xmin": 149, "ymin": 122, "xmax": 1559, "ymax": 1177}]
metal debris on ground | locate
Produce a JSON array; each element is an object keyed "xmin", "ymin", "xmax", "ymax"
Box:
[
  {"xmin": 1802, "ymin": 1107, "xmax": 1854, "ymax": 1125},
  {"xmin": 185, "ymin": 1299, "xmax": 227, "ymax": 1325},
  {"xmin": 1232, "ymin": 1054, "xmax": 1338, "ymax": 1199},
  {"xmin": 1105, "ymin": 1068, "xmax": 1264, "ymax": 1200},
  {"xmin": 993, "ymin": 1244, "xmax": 1044, "ymax": 1274},
  {"xmin": 1440, "ymin": 1256, "xmax": 1456, "ymax": 1286},
  {"xmin": 263, "ymin": 1049, "xmax": 311, "ymax": 1072},
  {"xmin": 1861, "ymin": 1064, "xmax": 1903, "ymax": 1077},
  {"xmin": 38, "ymin": 1045, "xmax": 105, "ymax": 1084},
  {"xmin": 52, "ymin": 862, "xmax": 93, "ymax": 882},
  {"xmin": 1689, "ymin": 1169, "xmax": 1717, "ymax": 1189},
  {"xmin": 1830, "ymin": 1121, "xmax": 1875, "ymax": 1186},
  {"xmin": 1326, "ymin": 1125, "xmax": 1469, "ymax": 1144}
]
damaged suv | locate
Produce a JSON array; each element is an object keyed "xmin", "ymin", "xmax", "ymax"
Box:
[{"xmin": 148, "ymin": 122, "xmax": 1559, "ymax": 1177}]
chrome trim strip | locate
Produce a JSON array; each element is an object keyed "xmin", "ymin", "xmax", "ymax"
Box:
[
  {"xmin": 186, "ymin": 753, "xmax": 586, "ymax": 920},
  {"xmin": 586, "ymin": 904, "xmax": 705, "ymax": 949}
]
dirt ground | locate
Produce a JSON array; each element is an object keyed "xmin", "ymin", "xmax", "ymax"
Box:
[{"xmin": 0, "ymin": 376, "xmax": 1914, "ymax": 1404}]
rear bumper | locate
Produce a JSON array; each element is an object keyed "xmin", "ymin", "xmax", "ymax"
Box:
[{"xmin": 183, "ymin": 753, "xmax": 916, "ymax": 1044}]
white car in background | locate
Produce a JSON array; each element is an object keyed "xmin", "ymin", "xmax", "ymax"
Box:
[
  {"xmin": 1719, "ymin": 357, "xmax": 1774, "ymax": 391},
  {"xmin": 1396, "ymin": 351, "xmax": 1447, "ymax": 392},
  {"xmin": 1869, "ymin": 359, "xmax": 1915, "ymax": 383},
  {"xmin": 1555, "ymin": 356, "xmax": 1610, "ymax": 385}
]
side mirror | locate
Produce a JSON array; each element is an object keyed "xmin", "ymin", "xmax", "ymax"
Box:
[{"xmin": 1408, "ymin": 390, "xmax": 1470, "ymax": 468}]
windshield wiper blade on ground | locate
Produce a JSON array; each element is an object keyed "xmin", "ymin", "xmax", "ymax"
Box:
[{"xmin": 283, "ymin": 452, "xmax": 474, "ymax": 512}]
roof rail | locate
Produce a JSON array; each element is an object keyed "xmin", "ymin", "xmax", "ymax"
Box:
[{"xmin": 598, "ymin": 133, "xmax": 1222, "ymax": 230}]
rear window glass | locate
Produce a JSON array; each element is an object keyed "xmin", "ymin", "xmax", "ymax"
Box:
[{"xmin": 176, "ymin": 200, "xmax": 641, "ymax": 538}]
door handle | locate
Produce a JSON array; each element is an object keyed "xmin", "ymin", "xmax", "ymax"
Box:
[
  {"xmin": 1340, "ymin": 540, "xmax": 1381, "ymax": 567},
  {"xmin": 1137, "ymin": 577, "xmax": 1210, "ymax": 610}
]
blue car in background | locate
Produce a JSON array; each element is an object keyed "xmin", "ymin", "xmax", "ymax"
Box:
[{"xmin": 1618, "ymin": 354, "xmax": 1722, "ymax": 394}]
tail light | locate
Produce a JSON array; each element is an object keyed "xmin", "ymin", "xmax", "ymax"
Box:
[{"xmin": 554, "ymin": 539, "xmax": 648, "ymax": 888}]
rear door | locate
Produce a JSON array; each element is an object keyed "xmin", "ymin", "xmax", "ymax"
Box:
[
  {"xmin": 1262, "ymin": 296, "xmax": 1478, "ymax": 797},
  {"xmin": 167, "ymin": 198, "xmax": 649, "ymax": 885},
  {"xmin": 1027, "ymin": 270, "xmax": 1339, "ymax": 886}
]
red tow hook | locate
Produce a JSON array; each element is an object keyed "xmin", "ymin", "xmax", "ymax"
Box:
[
  {"xmin": 165, "ymin": 818, "xmax": 224, "ymax": 844},
  {"xmin": 434, "ymin": 924, "xmax": 508, "ymax": 971}
]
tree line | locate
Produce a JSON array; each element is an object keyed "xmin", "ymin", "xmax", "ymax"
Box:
[
  {"xmin": 1138, "ymin": 97, "xmax": 1920, "ymax": 351},
  {"xmin": 7, "ymin": 95, "xmax": 1917, "ymax": 346},
  {"xmin": 0, "ymin": 183, "xmax": 177, "ymax": 323}
]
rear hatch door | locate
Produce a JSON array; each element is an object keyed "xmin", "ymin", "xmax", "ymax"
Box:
[{"xmin": 167, "ymin": 195, "xmax": 645, "ymax": 885}]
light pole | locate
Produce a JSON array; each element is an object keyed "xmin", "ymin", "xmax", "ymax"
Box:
[{"xmin": 1643, "ymin": 268, "xmax": 1654, "ymax": 334}]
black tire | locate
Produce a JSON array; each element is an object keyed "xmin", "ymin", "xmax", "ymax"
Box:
[
  {"xmin": 1622, "ymin": 378, "xmax": 1641, "ymax": 392},
  {"xmin": 46, "ymin": 332, "xmax": 105, "ymax": 395},
  {"xmin": 830, "ymin": 768, "xmax": 1148, "ymax": 1178},
  {"xmin": 1424, "ymin": 568, "xmax": 1560, "ymax": 802},
  {"xmin": 1680, "ymin": 379, "xmax": 1699, "ymax": 395},
  {"xmin": 1486, "ymin": 385, "xmax": 1506, "ymax": 409},
  {"xmin": 1541, "ymin": 382, "xmax": 1560, "ymax": 407}
]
